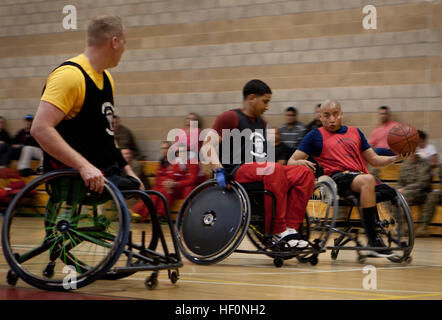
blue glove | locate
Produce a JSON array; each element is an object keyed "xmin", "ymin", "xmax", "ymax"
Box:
[{"xmin": 215, "ymin": 168, "xmax": 233, "ymax": 188}]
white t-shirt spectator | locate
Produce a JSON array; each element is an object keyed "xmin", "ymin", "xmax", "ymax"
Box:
[{"xmin": 416, "ymin": 144, "xmax": 438, "ymax": 161}]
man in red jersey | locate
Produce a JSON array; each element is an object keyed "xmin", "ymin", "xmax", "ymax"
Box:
[{"xmin": 289, "ymin": 100, "xmax": 409, "ymax": 257}]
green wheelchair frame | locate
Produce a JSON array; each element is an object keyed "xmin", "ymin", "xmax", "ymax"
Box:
[{"xmin": 2, "ymin": 169, "xmax": 182, "ymax": 291}]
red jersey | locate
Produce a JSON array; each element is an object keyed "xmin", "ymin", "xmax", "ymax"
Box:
[{"xmin": 316, "ymin": 126, "xmax": 369, "ymax": 176}]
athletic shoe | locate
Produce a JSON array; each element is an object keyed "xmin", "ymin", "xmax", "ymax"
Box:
[
  {"xmin": 362, "ymin": 237, "xmax": 394, "ymax": 258},
  {"xmin": 273, "ymin": 228, "xmax": 308, "ymax": 249}
]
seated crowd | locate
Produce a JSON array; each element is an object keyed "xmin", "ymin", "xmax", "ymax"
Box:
[{"xmin": 0, "ymin": 104, "xmax": 440, "ymax": 237}]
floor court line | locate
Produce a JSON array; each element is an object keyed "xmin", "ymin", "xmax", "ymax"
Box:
[
  {"xmin": 175, "ymin": 263, "xmax": 442, "ymax": 276},
  {"xmin": 1, "ymin": 263, "xmax": 441, "ymax": 278},
  {"xmin": 116, "ymin": 275, "xmax": 442, "ymax": 296},
  {"xmin": 2, "ymin": 267, "xmax": 440, "ymax": 296},
  {"xmin": 153, "ymin": 277, "xmax": 428, "ymax": 299}
]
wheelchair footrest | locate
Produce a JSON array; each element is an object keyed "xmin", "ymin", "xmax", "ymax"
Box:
[
  {"xmin": 112, "ymin": 262, "xmax": 183, "ymax": 273},
  {"xmin": 326, "ymin": 246, "xmax": 411, "ymax": 251}
]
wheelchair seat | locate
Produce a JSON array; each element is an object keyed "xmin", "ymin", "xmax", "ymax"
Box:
[
  {"xmin": 240, "ymin": 181, "xmax": 266, "ymax": 192},
  {"xmin": 339, "ymin": 183, "xmax": 398, "ymax": 206}
]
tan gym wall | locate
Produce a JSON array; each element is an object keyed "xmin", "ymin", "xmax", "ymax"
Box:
[{"xmin": 0, "ymin": 0, "xmax": 440, "ymax": 160}]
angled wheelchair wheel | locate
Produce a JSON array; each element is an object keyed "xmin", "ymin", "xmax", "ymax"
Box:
[
  {"xmin": 376, "ymin": 191, "xmax": 414, "ymax": 263},
  {"xmin": 307, "ymin": 180, "xmax": 339, "ymax": 253},
  {"xmin": 1, "ymin": 169, "xmax": 130, "ymax": 291},
  {"xmin": 176, "ymin": 179, "xmax": 251, "ymax": 265}
]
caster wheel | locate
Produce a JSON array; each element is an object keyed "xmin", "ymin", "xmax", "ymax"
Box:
[
  {"xmin": 310, "ymin": 256, "xmax": 318, "ymax": 266},
  {"xmin": 405, "ymin": 256, "xmax": 413, "ymax": 264},
  {"xmin": 358, "ymin": 256, "xmax": 366, "ymax": 263},
  {"xmin": 170, "ymin": 271, "xmax": 179, "ymax": 284},
  {"xmin": 331, "ymin": 251, "xmax": 338, "ymax": 260},
  {"xmin": 145, "ymin": 272, "xmax": 159, "ymax": 290},
  {"xmin": 273, "ymin": 258, "xmax": 283, "ymax": 268},
  {"xmin": 43, "ymin": 262, "xmax": 55, "ymax": 278},
  {"xmin": 7, "ymin": 270, "xmax": 18, "ymax": 286}
]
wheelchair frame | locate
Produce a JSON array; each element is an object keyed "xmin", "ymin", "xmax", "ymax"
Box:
[
  {"xmin": 309, "ymin": 177, "xmax": 414, "ymax": 263},
  {"xmin": 176, "ymin": 178, "xmax": 321, "ymax": 268},
  {"xmin": 2, "ymin": 169, "xmax": 183, "ymax": 291}
]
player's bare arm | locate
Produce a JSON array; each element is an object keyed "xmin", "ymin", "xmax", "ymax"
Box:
[
  {"xmin": 288, "ymin": 149, "xmax": 316, "ymax": 172},
  {"xmin": 31, "ymin": 100, "xmax": 105, "ymax": 193},
  {"xmin": 362, "ymin": 147, "xmax": 409, "ymax": 168}
]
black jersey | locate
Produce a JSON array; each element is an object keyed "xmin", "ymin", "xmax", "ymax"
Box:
[
  {"xmin": 42, "ymin": 61, "xmax": 126, "ymax": 175},
  {"xmin": 219, "ymin": 109, "xmax": 268, "ymax": 173}
]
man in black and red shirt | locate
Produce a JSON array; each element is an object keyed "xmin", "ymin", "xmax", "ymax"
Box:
[{"xmin": 203, "ymin": 79, "xmax": 315, "ymax": 248}]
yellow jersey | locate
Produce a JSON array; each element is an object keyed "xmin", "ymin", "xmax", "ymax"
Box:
[{"xmin": 41, "ymin": 54, "xmax": 115, "ymax": 119}]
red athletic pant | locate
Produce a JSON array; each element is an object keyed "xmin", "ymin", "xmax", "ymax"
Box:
[{"xmin": 234, "ymin": 162, "xmax": 315, "ymax": 234}]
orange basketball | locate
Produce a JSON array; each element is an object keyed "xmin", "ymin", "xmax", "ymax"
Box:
[{"xmin": 387, "ymin": 123, "xmax": 419, "ymax": 155}]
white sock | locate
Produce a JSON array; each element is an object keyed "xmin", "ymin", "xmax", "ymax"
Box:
[{"xmin": 286, "ymin": 227, "xmax": 298, "ymax": 234}]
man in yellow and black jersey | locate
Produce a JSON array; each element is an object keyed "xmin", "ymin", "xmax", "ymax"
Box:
[{"xmin": 31, "ymin": 15, "xmax": 143, "ymax": 193}]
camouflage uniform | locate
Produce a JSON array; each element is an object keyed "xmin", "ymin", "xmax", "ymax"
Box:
[
  {"xmin": 417, "ymin": 166, "xmax": 442, "ymax": 236},
  {"xmin": 397, "ymin": 155, "xmax": 433, "ymax": 206}
]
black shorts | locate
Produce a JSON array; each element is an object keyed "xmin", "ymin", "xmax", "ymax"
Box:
[
  {"xmin": 330, "ymin": 172, "xmax": 362, "ymax": 198},
  {"xmin": 331, "ymin": 172, "xmax": 397, "ymax": 202}
]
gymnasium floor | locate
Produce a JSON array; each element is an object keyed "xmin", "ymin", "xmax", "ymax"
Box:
[{"xmin": 0, "ymin": 221, "xmax": 441, "ymax": 300}]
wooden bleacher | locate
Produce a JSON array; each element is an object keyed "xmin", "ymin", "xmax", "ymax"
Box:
[{"xmin": 2, "ymin": 160, "xmax": 441, "ymax": 235}]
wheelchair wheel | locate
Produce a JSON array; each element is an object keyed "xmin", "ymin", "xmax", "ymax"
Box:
[
  {"xmin": 307, "ymin": 180, "xmax": 338, "ymax": 253},
  {"xmin": 376, "ymin": 191, "xmax": 414, "ymax": 263},
  {"xmin": 1, "ymin": 169, "xmax": 130, "ymax": 291},
  {"xmin": 176, "ymin": 179, "xmax": 251, "ymax": 265}
]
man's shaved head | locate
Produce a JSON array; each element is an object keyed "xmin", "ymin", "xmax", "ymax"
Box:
[
  {"xmin": 319, "ymin": 99, "xmax": 343, "ymax": 132},
  {"xmin": 320, "ymin": 100, "xmax": 342, "ymax": 112}
]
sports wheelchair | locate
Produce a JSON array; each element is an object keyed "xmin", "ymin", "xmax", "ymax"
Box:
[
  {"xmin": 176, "ymin": 175, "xmax": 321, "ymax": 268},
  {"xmin": 1, "ymin": 169, "xmax": 182, "ymax": 291},
  {"xmin": 308, "ymin": 176, "xmax": 414, "ymax": 263}
]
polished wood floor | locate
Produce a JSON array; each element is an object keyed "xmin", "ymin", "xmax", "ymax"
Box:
[{"xmin": 1, "ymin": 218, "xmax": 441, "ymax": 300}]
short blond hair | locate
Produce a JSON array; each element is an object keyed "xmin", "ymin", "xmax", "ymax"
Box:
[{"xmin": 87, "ymin": 15, "xmax": 124, "ymax": 46}]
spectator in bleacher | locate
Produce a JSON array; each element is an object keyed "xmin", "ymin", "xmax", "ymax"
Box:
[
  {"xmin": 369, "ymin": 106, "xmax": 399, "ymax": 156},
  {"xmin": 303, "ymin": 104, "xmax": 323, "ymax": 175},
  {"xmin": 132, "ymin": 142, "xmax": 201, "ymax": 220},
  {"xmin": 279, "ymin": 107, "xmax": 306, "ymax": 155},
  {"xmin": 416, "ymin": 130, "xmax": 439, "ymax": 169},
  {"xmin": 121, "ymin": 147, "xmax": 150, "ymax": 189},
  {"xmin": 397, "ymin": 152, "xmax": 433, "ymax": 219},
  {"xmin": 113, "ymin": 115, "xmax": 141, "ymax": 159},
  {"xmin": 4, "ymin": 115, "xmax": 41, "ymax": 174},
  {"xmin": 417, "ymin": 166, "xmax": 442, "ymax": 237},
  {"xmin": 176, "ymin": 112, "xmax": 202, "ymax": 159},
  {"xmin": 269, "ymin": 127, "xmax": 291, "ymax": 165},
  {"xmin": 0, "ymin": 116, "xmax": 12, "ymax": 166},
  {"xmin": 305, "ymin": 103, "xmax": 323, "ymax": 134}
]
